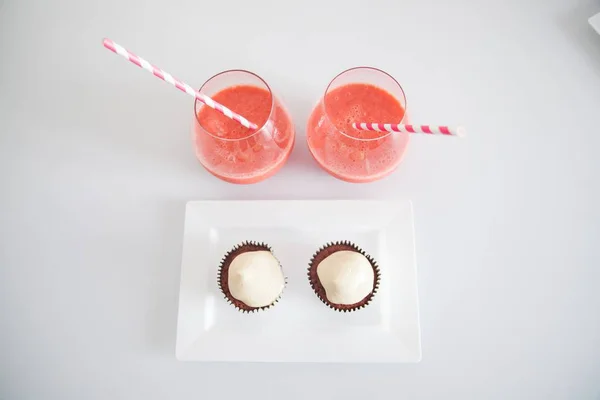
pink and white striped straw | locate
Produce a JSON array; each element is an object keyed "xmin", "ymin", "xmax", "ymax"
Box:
[
  {"xmin": 352, "ymin": 123, "xmax": 465, "ymax": 137},
  {"xmin": 102, "ymin": 38, "xmax": 258, "ymax": 130}
]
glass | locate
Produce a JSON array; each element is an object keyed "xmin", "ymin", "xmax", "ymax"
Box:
[
  {"xmin": 192, "ymin": 70, "xmax": 295, "ymax": 184},
  {"xmin": 306, "ymin": 67, "xmax": 408, "ymax": 183}
]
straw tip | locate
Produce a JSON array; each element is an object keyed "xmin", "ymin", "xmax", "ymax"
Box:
[
  {"xmin": 456, "ymin": 126, "xmax": 467, "ymax": 137},
  {"xmin": 102, "ymin": 38, "xmax": 113, "ymax": 48}
]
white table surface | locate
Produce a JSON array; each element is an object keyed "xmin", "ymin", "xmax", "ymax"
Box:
[{"xmin": 1, "ymin": 0, "xmax": 600, "ymax": 398}]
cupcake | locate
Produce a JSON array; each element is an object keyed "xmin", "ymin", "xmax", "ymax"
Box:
[
  {"xmin": 308, "ymin": 241, "xmax": 380, "ymax": 312},
  {"xmin": 218, "ymin": 241, "xmax": 285, "ymax": 313}
]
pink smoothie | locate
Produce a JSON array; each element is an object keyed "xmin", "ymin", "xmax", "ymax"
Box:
[
  {"xmin": 306, "ymin": 83, "xmax": 408, "ymax": 183},
  {"xmin": 194, "ymin": 85, "xmax": 295, "ymax": 184}
]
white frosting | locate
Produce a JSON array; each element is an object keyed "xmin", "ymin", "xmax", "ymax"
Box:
[
  {"xmin": 317, "ymin": 250, "xmax": 374, "ymax": 305},
  {"xmin": 228, "ymin": 251, "xmax": 284, "ymax": 307}
]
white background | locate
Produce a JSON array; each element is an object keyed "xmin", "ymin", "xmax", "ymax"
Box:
[{"xmin": 1, "ymin": 0, "xmax": 599, "ymax": 398}]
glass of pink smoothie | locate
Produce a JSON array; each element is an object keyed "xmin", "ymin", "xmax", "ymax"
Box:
[
  {"xmin": 193, "ymin": 70, "xmax": 295, "ymax": 184},
  {"xmin": 306, "ymin": 67, "xmax": 408, "ymax": 183}
]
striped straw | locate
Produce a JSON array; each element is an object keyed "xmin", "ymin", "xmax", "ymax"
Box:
[
  {"xmin": 102, "ymin": 38, "xmax": 258, "ymax": 130},
  {"xmin": 352, "ymin": 123, "xmax": 465, "ymax": 137}
]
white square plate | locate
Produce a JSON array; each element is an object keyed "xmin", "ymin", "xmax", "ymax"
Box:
[
  {"xmin": 176, "ymin": 200, "xmax": 421, "ymax": 362},
  {"xmin": 590, "ymin": 13, "xmax": 600, "ymax": 35}
]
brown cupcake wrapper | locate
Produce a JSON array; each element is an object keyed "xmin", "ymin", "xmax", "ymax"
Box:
[
  {"xmin": 217, "ymin": 241, "xmax": 286, "ymax": 314},
  {"xmin": 308, "ymin": 240, "xmax": 381, "ymax": 313}
]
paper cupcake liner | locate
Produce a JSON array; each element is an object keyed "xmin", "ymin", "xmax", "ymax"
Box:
[
  {"xmin": 307, "ymin": 240, "xmax": 380, "ymax": 312},
  {"xmin": 217, "ymin": 240, "xmax": 286, "ymax": 314}
]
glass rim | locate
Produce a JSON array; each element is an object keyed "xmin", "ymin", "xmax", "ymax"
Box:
[
  {"xmin": 322, "ymin": 66, "xmax": 407, "ymax": 142},
  {"xmin": 193, "ymin": 69, "xmax": 275, "ymax": 142}
]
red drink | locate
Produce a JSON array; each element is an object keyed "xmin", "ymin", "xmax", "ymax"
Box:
[
  {"xmin": 306, "ymin": 67, "xmax": 408, "ymax": 183},
  {"xmin": 193, "ymin": 70, "xmax": 295, "ymax": 184}
]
